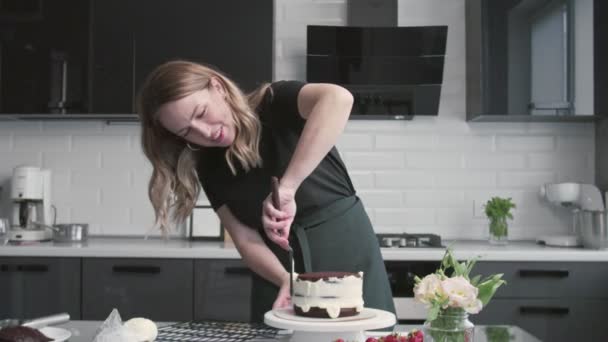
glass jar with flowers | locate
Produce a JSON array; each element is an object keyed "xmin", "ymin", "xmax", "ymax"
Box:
[
  {"xmin": 484, "ymin": 197, "xmax": 516, "ymax": 245},
  {"xmin": 414, "ymin": 249, "xmax": 506, "ymax": 342}
]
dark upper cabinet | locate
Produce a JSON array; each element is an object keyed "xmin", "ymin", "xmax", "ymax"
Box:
[
  {"xmin": 0, "ymin": 0, "xmax": 273, "ymax": 115},
  {"xmin": 466, "ymin": 0, "xmax": 606, "ymax": 121}
]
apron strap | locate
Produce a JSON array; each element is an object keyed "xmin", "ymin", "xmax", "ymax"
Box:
[{"xmin": 292, "ymin": 195, "xmax": 358, "ymax": 273}]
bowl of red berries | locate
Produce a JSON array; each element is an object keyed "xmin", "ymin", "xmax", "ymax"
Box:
[{"xmin": 333, "ymin": 329, "xmax": 424, "ymax": 342}]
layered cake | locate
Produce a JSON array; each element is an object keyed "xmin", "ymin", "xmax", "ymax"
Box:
[{"xmin": 292, "ymin": 271, "xmax": 364, "ymax": 319}]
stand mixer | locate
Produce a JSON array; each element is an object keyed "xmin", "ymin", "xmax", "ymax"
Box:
[
  {"xmin": 9, "ymin": 166, "xmax": 53, "ymax": 242},
  {"xmin": 538, "ymin": 182, "xmax": 606, "ymax": 247}
]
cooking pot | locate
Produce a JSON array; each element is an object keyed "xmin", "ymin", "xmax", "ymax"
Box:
[
  {"xmin": 576, "ymin": 211, "xmax": 607, "ymax": 249},
  {"xmin": 51, "ymin": 223, "xmax": 88, "ymax": 243}
]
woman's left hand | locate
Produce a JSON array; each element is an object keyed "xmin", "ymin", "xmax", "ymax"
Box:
[{"xmin": 262, "ymin": 184, "xmax": 296, "ymax": 250}]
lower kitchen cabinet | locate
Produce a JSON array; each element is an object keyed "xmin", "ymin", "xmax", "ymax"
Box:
[
  {"xmin": 471, "ymin": 261, "xmax": 608, "ymax": 342},
  {"xmin": 194, "ymin": 259, "xmax": 253, "ymax": 322},
  {"xmin": 0, "ymin": 257, "xmax": 81, "ymax": 319},
  {"xmin": 81, "ymin": 258, "xmax": 194, "ymax": 321},
  {"xmin": 473, "ymin": 299, "xmax": 608, "ymax": 342}
]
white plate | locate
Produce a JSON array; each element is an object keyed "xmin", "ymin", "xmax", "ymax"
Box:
[
  {"xmin": 273, "ymin": 307, "xmax": 375, "ymax": 322},
  {"xmin": 39, "ymin": 326, "xmax": 72, "ymax": 342}
]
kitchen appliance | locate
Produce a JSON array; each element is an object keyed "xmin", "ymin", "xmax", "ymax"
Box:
[
  {"xmin": 51, "ymin": 223, "xmax": 88, "ymax": 243},
  {"xmin": 307, "ymin": 25, "xmax": 448, "ymax": 119},
  {"xmin": 8, "ymin": 166, "xmax": 53, "ymax": 242},
  {"xmin": 539, "ymin": 182, "xmax": 606, "ymax": 247},
  {"xmin": 376, "ymin": 233, "xmax": 443, "ymax": 248}
]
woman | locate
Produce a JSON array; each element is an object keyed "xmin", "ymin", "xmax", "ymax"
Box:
[{"xmin": 137, "ymin": 60, "xmax": 395, "ymax": 322}]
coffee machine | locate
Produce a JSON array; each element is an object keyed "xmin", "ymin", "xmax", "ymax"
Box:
[
  {"xmin": 538, "ymin": 182, "xmax": 605, "ymax": 247},
  {"xmin": 9, "ymin": 166, "xmax": 53, "ymax": 242}
]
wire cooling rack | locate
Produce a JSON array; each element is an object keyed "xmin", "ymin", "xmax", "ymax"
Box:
[{"xmin": 155, "ymin": 321, "xmax": 280, "ymax": 342}]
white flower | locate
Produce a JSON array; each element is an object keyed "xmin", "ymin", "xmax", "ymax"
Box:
[
  {"xmin": 414, "ymin": 274, "xmax": 444, "ymax": 304},
  {"xmin": 464, "ymin": 298, "xmax": 483, "ymax": 314},
  {"xmin": 441, "ymin": 276, "xmax": 479, "ymax": 311}
]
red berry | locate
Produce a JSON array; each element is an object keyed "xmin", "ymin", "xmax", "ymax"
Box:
[
  {"xmin": 366, "ymin": 338, "xmax": 378, "ymax": 342},
  {"xmin": 334, "ymin": 339, "xmax": 344, "ymax": 342},
  {"xmin": 398, "ymin": 336, "xmax": 408, "ymax": 342},
  {"xmin": 384, "ymin": 335, "xmax": 398, "ymax": 342}
]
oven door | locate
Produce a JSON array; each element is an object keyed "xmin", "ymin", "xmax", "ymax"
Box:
[{"xmin": 386, "ymin": 260, "xmax": 440, "ymax": 323}]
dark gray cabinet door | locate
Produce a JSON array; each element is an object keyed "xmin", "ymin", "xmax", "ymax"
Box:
[
  {"xmin": 473, "ymin": 298, "xmax": 608, "ymax": 342},
  {"xmin": 472, "ymin": 261, "xmax": 608, "ymax": 299},
  {"xmin": 194, "ymin": 259, "xmax": 253, "ymax": 322},
  {"xmin": 0, "ymin": 257, "xmax": 81, "ymax": 319},
  {"xmin": 82, "ymin": 258, "xmax": 193, "ymax": 321}
]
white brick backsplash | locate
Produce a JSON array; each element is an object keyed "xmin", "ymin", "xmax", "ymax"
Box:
[
  {"xmin": 406, "ymin": 152, "xmax": 463, "ymax": 169},
  {"xmin": 436, "ymin": 209, "xmax": 474, "ymax": 226},
  {"xmin": 0, "ymin": 0, "xmax": 596, "ymax": 238},
  {"xmin": 0, "ymin": 122, "xmax": 42, "ymax": 134},
  {"xmin": 498, "ymin": 171, "xmax": 556, "ymax": 188},
  {"xmin": 375, "ymin": 134, "xmax": 436, "ymax": 150},
  {"xmin": 43, "ymin": 152, "xmax": 101, "ymax": 170},
  {"xmin": 358, "ymin": 191, "xmax": 404, "ymax": 208},
  {"xmin": 344, "ymin": 152, "xmax": 404, "ymax": 170},
  {"xmin": 72, "ymin": 169, "xmax": 130, "ymax": 190},
  {"xmin": 101, "ymin": 151, "xmax": 149, "ymax": 170},
  {"xmin": 375, "ymin": 171, "xmax": 434, "ymax": 188},
  {"xmin": 434, "ymin": 171, "xmax": 496, "ymax": 188},
  {"xmin": 375, "ymin": 208, "xmax": 436, "ymax": 226},
  {"xmin": 0, "ymin": 152, "xmax": 42, "ymax": 177},
  {"xmin": 528, "ymin": 153, "xmax": 590, "ymax": 170},
  {"xmin": 285, "ymin": 3, "xmax": 345, "ymax": 24},
  {"xmin": 72, "ymin": 135, "xmax": 130, "ymax": 153},
  {"xmin": 436, "ymin": 135, "xmax": 494, "ymax": 152},
  {"xmin": 404, "ymin": 190, "xmax": 466, "ymax": 208},
  {"xmin": 337, "ymin": 133, "xmax": 374, "ymax": 151},
  {"xmin": 349, "ymin": 171, "xmax": 374, "ymax": 189},
  {"xmin": 0, "ymin": 135, "xmax": 11, "ymax": 152},
  {"xmin": 42, "ymin": 121, "xmax": 103, "ymax": 135},
  {"xmin": 464, "ymin": 153, "xmax": 526, "ymax": 170},
  {"xmin": 557, "ymin": 136, "xmax": 595, "ymax": 153},
  {"xmin": 14, "ymin": 135, "xmax": 70, "ymax": 153},
  {"xmin": 497, "ymin": 136, "xmax": 555, "ymax": 152}
]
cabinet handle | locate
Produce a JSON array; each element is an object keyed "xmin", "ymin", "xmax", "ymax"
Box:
[
  {"xmin": 0, "ymin": 264, "xmax": 49, "ymax": 273},
  {"xmin": 519, "ymin": 306, "xmax": 570, "ymax": 316},
  {"xmin": 112, "ymin": 265, "xmax": 161, "ymax": 274},
  {"xmin": 518, "ymin": 269, "xmax": 569, "ymax": 278},
  {"xmin": 224, "ymin": 267, "xmax": 251, "ymax": 276}
]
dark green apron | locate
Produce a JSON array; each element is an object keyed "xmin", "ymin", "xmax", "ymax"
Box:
[{"xmin": 250, "ymin": 195, "xmax": 396, "ymax": 323}]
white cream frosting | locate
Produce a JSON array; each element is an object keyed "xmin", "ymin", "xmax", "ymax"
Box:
[{"xmin": 292, "ymin": 272, "xmax": 364, "ymax": 319}]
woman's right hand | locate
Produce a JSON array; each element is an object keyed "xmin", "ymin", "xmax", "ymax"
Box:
[{"xmin": 262, "ymin": 184, "xmax": 296, "ymax": 250}]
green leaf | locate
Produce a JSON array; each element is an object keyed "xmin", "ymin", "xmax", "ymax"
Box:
[
  {"xmin": 427, "ymin": 304, "xmax": 440, "ymax": 322},
  {"xmin": 484, "ymin": 196, "xmax": 516, "ymax": 221},
  {"xmin": 470, "ymin": 274, "xmax": 482, "ymax": 286},
  {"xmin": 477, "ymin": 274, "xmax": 507, "ymax": 306}
]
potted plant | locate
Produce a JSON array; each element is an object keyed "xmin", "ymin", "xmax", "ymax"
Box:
[
  {"xmin": 484, "ymin": 197, "xmax": 516, "ymax": 245},
  {"xmin": 414, "ymin": 249, "xmax": 506, "ymax": 342}
]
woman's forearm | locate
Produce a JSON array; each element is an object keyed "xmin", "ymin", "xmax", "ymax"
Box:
[
  {"xmin": 235, "ymin": 227, "xmax": 289, "ymax": 287},
  {"xmin": 218, "ymin": 206, "xmax": 288, "ymax": 287},
  {"xmin": 281, "ymin": 86, "xmax": 353, "ymax": 191}
]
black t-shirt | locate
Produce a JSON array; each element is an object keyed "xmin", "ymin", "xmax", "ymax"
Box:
[{"xmin": 196, "ymin": 81, "xmax": 355, "ymax": 230}]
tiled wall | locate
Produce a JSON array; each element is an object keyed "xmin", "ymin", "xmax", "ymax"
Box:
[{"xmin": 0, "ymin": 0, "xmax": 596, "ymax": 239}]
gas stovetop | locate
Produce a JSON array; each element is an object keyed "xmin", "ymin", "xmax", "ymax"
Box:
[{"xmin": 376, "ymin": 233, "xmax": 443, "ymax": 248}]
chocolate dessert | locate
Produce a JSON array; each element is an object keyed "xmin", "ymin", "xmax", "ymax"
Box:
[
  {"xmin": 0, "ymin": 326, "xmax": 52, "ymax": 342},
  {"xmin": 293, "ymin": 271, "xmax": 364, "ymax": 319}
]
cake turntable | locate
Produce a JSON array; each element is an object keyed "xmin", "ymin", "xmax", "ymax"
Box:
[{"xmin": 264, "ymin": 308, "xmax": 396, "ymax": 342}]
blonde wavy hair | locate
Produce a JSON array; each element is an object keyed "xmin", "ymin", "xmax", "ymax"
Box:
[{"xmin": 137, "ymin": 60, "xmax": 270, "ymax": 232}]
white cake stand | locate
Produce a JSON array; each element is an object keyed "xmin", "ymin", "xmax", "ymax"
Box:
[{"xmin": 264, "ymin": 308, "xmax": 396, "ymax": 342}]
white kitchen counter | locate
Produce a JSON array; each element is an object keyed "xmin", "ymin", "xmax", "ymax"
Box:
[{"xmin": 1, "ymin": 237, "xmax": 608, "ymax": 261}]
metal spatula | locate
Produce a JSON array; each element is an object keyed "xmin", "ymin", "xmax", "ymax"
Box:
[{"xmin": 271, "ymin": 176, "xmax": 294, "ymax": 300}]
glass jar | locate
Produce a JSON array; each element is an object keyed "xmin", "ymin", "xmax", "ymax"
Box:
[
  {"xmin": 423, "ymin": 308, "xmax": 475, "ymax": 342},
  {"xmin": 488, "ymin": 216, "xmax": 508, "ymax": 245}
]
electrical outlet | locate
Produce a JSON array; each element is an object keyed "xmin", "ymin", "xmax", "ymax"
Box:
[{"xmin": 474, "ymin": 199, "xmax": 486, "ymax": 218}]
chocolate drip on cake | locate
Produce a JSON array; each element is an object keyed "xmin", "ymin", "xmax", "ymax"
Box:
[{"xmin": 293, "ymin": 271, "xmax": 364, "ymax": 319}]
